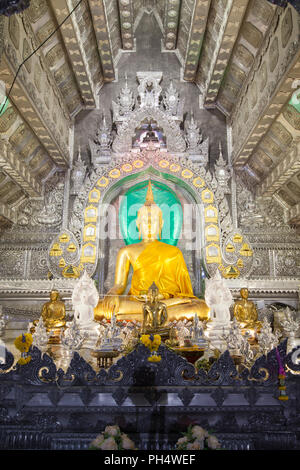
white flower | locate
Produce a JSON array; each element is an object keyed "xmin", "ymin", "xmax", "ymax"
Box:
[
  {"xmin": 187, "ymin": 440, "xmax": 204, "ymax": 450},
  {"xmin": 104, "ymin": 425, "xmax": 120, "ymax": 436},
  {"xmin": 121, "ymin": 434, "xmax": 136, "ymax": 450},
  {"xmin": 191, "ymin": 426, "xmax": 208, "ymax": 440},
  {"xmin": 207, "ymin": 435, "xmax": 221, "ymax": 449},
  {"xmin": 177, "ymin": 436, "xmax": 188, "ymax": 446},
  {"xmin": 100, "ymin": 436, "xmax": 118, "ymax": 450},
  {"xmin": 90, "ymin": 434, "xmax": 104, "ymax": 448}
]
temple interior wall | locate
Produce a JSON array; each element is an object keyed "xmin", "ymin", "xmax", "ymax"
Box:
[{"xmin": 0, "ymin": 6, "xmax": 299, "ymax": 322}]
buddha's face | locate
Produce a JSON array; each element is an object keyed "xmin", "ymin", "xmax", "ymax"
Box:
[
  {"xmin": 50, "ymin": 291, "xmax": 59, "ymax": 301},
  {"xmin": 240, "ymin": 288, "xmax": 249, "ymax": 300},
  {"xmin": 148, "ymin": 288, "xmax": 158, "ymax": 303},
  {"xmin": 137, "ymin": 205, "xmax": 163, "ymax": 241}
]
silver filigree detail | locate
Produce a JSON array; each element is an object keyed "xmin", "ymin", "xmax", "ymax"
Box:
[
  {"xmin": 71, "ymin": 148, "xmax": 87, "ymax": 196},
  {"xmin": 214, "ymin": 142, "xmax": 231, "ymax": 194},
  {"xmin": 184, "ymin": 112, "xmax": 209, "ymax": 165}
]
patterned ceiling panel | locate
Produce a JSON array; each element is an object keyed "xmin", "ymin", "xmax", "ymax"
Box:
[{"xmin": 217, "ymin": 0, "xmax": 277, "ymax": 115}]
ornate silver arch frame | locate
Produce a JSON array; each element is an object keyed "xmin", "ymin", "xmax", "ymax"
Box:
[{"xmin": 47, "ymin": 150, "xmax": 254, "ymax": 282}]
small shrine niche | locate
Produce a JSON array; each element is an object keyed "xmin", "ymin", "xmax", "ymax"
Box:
[{"xmin": 132, "ymin": 120, "xmax": 166, "ymax": 149}]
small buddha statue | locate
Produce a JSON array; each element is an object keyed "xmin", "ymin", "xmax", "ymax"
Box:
[
  {"xmin": 143, "ymin": 124, "xmax": 158, "ymax": 143},
  {"xmin": 142, "ymin": 282, "xmax": 167, "ymax": 333},
  {"xmin": 41, "ymin": 290, "xmax": 66, "ymax": 331},
  {"xmin": 94, "ymin": 181, "xmax": 210, "ymax": 322},
  {"xmin": 233, "ymin": 288, "xmax": 261, "ymax": 330}
]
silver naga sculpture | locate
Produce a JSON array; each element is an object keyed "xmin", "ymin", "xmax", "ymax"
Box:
[
  {"xmin": 279, "ymin": 307, "xmax": 300, "ymax": 350},
  {"xmin": 184, "ymin": 112, "xmax": 209, "ymax": 165}
]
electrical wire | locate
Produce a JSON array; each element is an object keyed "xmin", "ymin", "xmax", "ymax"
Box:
[{"xmin": 0, "ymin": 0, "xmax": 84, "ymax": 115}]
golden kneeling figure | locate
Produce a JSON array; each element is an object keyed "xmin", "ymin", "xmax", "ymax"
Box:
[
  {"xmin": 40, "ymin": 290, "xmax": 66, "ymax": 330},
  {"xmin": 94, "ymin": 181, "xmax": 210, "ymax": 323},
  {"xmin": 233, "ymin": 288, "xmax": 261, "ymax": 330}
]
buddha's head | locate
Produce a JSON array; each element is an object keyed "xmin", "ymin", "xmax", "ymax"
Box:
[
  {"xmin": 136, "ymin": 181, "xmax": 163, "ymax": 241},
  {"xmin": 147, "ymin": 282, "xmax": 159, "ymax": 303},
  {"xmin": 50, "ymin": 290, "xmax": 59, "ymax": 301},
  {"xmin": 240, "ymin": 288, "xmax": 249, "ymax": 300}
]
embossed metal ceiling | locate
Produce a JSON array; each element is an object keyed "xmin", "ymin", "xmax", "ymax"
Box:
[{"xmin": 0, "ymin": 0, "xmax": 299, "ymax": 231}]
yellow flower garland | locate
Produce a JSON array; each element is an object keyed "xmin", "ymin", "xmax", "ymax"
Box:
[
  {"xmin": 140, "ymin": 334, "xmax": 162, "ymax": 362},
  {"xmin": 14, "ymin": 333, "xmax": 33, "ymax": 365}
]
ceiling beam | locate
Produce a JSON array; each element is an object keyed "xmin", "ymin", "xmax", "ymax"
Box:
[
  {"xmin": 195, "ymin": 0, "xmax": 249, "ymax": 106},
  {"xmin": 49, "ymin": 0, "xmax": 99, "ymax": 109},
  {"xmin": 204, "ymin": 0, "xmax": 249, "ymax": 105},
  {"xmin": 163, "ymin": 0, "xmax": 181, "ymax": 51},
  {"xmin": 117, "ymin": 0, "xmax": 135, "ymax": 51},
  {"xmin": 88, "ymin": 0, "xmax": 116, "ymax": 82},
  {"xmin": 179, "ymin": 0, "xmax": 211, "ymax": 82}
]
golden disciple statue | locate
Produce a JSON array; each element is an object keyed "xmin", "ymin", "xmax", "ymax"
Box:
[
  {"xmin": 233, "ymin": 288, "xmax": 261, "ymax": 330},
  {"xmin": 94, "ymin": 181, "xmax": 210, "ymax": 322},
  {"xmin": 41, "ymin": 290, "xmax": 66, "ymax": 330}
]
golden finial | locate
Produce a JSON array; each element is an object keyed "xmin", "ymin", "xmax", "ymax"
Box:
[
  {"xmin": 145, "ymin": 180, "xmax": 155, "ymax": 206},
  {"xmin": 137, "ymin": 180, "xmax": 163, "ymax": 239}
]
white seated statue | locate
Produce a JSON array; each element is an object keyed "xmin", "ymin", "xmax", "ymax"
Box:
[
  {"xmin": 71, "ymin": 271, "xmax": 100, "ymax": 348},
  {"xmin": 205, "ymin": 269, "xmax": 233, "ymax": 351},
  {"xmin": 205, "ymin": 270, "xmax": 233, "ymax": 323},
  {"xmin": 72, "ymin": 270, "xmax": 99, "ymax": 326}
]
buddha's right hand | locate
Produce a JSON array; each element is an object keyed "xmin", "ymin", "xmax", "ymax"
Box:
[{"xmin": 102, "ymin": 294, "xmax": 120, "ymax": 320}]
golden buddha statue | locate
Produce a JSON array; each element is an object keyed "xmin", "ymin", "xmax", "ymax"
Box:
[
  {"xmin": 142, "ymin": 282, "xmax": 168, "ymax": 333},
  {"xmin": 94, "ymin": 181, "xmax": 210, "ymax": 322},
  {"xmin": 41, "ymin": 290, "xmax": 66, "ymax": 330},
  {"xmin": 233, "ymin": 288, "xmax": 261, "ymax": 330}
]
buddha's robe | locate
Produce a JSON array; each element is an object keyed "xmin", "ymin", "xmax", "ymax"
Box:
[
  {"xmin": 94, "ymin": 240, "xmax": 209, "ymax": 321},
  {"xmin": 129, "ymin": 240, "xmax": 195, "ymax": 299},
  {"xmin": 41, "ymin": 300, "xmax": 66, "ymax": 328}
]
